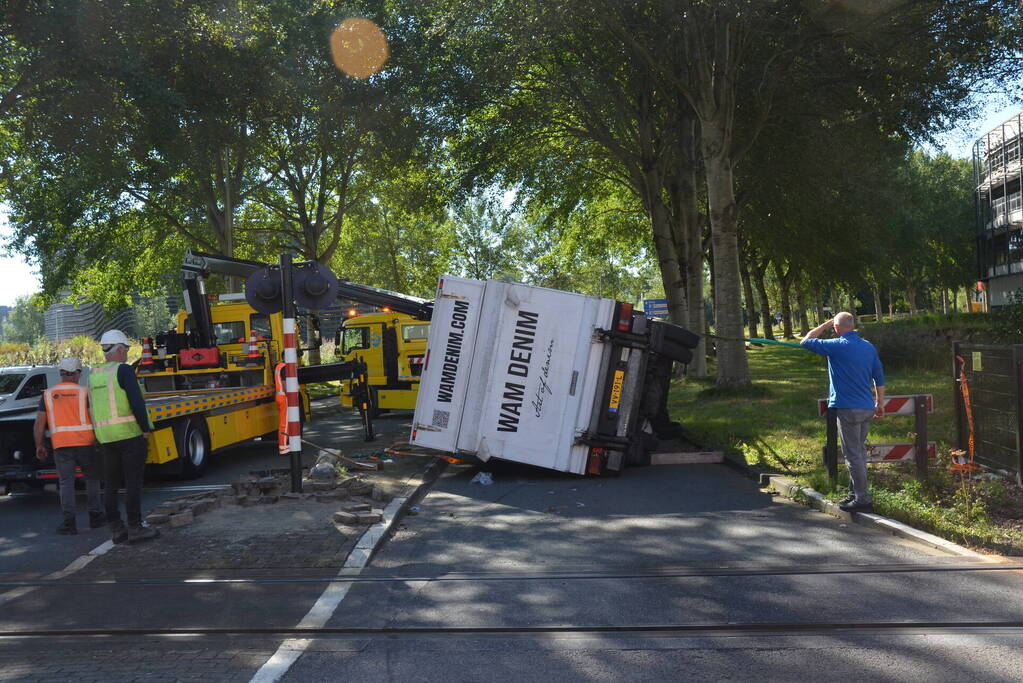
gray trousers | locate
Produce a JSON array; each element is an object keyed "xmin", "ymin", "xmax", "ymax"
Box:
[
  {"xmin": 53, "ymin": 446, "xmax": 103, "ymax": 519},
  {"xmin": 837, "ymin": 409, "xmax": 875, "ymax": 503}
]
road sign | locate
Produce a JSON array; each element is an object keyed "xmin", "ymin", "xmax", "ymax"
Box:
[
  {"xmin": 643, "ymin": 298, "xmax": 669, "ymax": 317},
  {"xmin": 817, "ymin": 394, "xmax": 933, "ymax": 417}
]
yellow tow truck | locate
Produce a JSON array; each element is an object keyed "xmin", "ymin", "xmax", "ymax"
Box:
[
  {"xmin": 335, "ymin": 310, "xmax": 430, "ymax": 417},
  {"xmin": 133, "ymin": 252, "xmax": 341, "ymax": 477}
]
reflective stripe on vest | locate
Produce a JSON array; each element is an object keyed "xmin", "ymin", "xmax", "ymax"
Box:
[
  {"xmin": 43, "ymin": 382, "xmax": 96, "ymax": 449},
  {"xmin": 274, "ymin": 362, "xmax": 286, "ymax": 398},
  {"xmin": 88, "ymin": 363, "xmax": 143, "ymax": 443}
]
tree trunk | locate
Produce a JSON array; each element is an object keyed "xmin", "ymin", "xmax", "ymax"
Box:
[
  {"xmin": 796, "ymin": 288, "xmax": 809, "ymax": 336},
  {"xmin": 306, "ymin": 315, "xmax": 321, "ymax": 365},
  {"xmin": 814, "ymin": 290, "xmax": 825, "ymax": 325},
  {"xmin": 773, "ymin": 262, "xmax": 793, "ymax": 339},
  {"xmin": 740, "ymin": 258, "xmax": 758, "ymax": 338},
  {"xmin": 941, "ymin": 288, "xmax": 949, "ymax": 315},
  {"xmin": 670, "ymin": 120, "xmax": 707, "ymax": 377},
  {"xmin": 637, "ymin": 168, "xmax": 690, "ymax": 348},
  {"xmin": 905, "ymin": 283, "xmax": 918, "ymax": 315},
  {"xmin": 702, "ymin": 133, "xmax": 749, "ymax": 387},
  {"xmin": 872, "ymin": 287, "xmax": 883, "ymax": 322},
  {"xmin": 752, "ymin": 262, "xmax": 774, "ymax": 340},
  {"xmin": 952, "ymin": 287, "xmax": 959, "ymax": 313}
]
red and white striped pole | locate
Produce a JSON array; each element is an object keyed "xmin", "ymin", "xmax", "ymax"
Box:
[{"xmin": 279, "ymin": 253, "xmax": 303, "ymax": 493}]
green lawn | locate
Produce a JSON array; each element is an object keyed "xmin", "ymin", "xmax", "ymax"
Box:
[{"xmin": 668, "ymin": 346, "xmax": 1022, "ymax": 553}]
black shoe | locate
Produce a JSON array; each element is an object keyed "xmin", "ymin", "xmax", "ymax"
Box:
[
  {"xmin": 56, "ymin": 518, "xmax": 77, "ymax": 535},
  {"xmin": 839, "ymin": 499, "xmax": 874, "ymax": 513},
  {"xmin": 89, "ymin": 511, "xmax": 107, "ymax": 529},
  {"xmin": 127, "ymin": 524, "xmax": 160, "ymax": 544},
  {"xmin": 838, "ymin": 494, "xmax": 856, "ymax": 506},
  {"xmin": 110, "ymin": 522, "xmax": 129, "ymax": 545}
]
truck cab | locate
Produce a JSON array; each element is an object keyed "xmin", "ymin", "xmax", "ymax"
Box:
[
  {"xmin": 337, "ymin": 311, "xmax": 429, "ymax": 416},
  {"xmin": 141, "ymin": 297, "xmax": 282, "ymax": 394}
]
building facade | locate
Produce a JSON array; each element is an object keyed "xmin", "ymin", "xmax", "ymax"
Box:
[{"xmin": 974, "ymin": 111, "xmax": 1023, "ymax": 308}]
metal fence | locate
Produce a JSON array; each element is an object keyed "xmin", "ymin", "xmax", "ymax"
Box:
[{"xmin": 953, "ymin": 342, "xmax": 1023, "ymax": 483}]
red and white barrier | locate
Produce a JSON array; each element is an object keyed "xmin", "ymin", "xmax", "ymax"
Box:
[
  {"xmin": 831, "ymin": 442, "xmax": 938, "ymax": 463},
  {"xmin": 282, "ymin": 317, "xmax": 301, "ymax": 454},
  {"xmin": 817, "ymin": 394, "xmax": 933, "ymax": 417},
  {"xmin": 865, "ymin": 442, "xmax": 937, "ymax": 462}
]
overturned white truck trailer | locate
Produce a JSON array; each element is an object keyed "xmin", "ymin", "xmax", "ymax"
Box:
[{"xmin": 410, "ymin": 276, "xmax": 698, "ymax": 475}]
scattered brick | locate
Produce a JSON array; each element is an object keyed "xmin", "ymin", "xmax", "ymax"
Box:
[
  {"xmin": 169, "ymin": 510, "xmax": 194, "ymax": 528},
  {"xmin": 145, "ymin": 514, "xmax": 171, "ymax": 525},
  {"xmin": 343, "ymin": 502, "xmax": 371, "ymax": 512},
  {"xmin": 332, "ymin": 511, "xmax": 359, "ymax": 525},
  {"xmin": 356, "ymin": 510, "xmax": 382, "ymax": 524}
]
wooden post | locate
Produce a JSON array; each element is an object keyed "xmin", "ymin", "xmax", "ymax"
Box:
[
  {"xmin": 825, "ymin": 407, "xmax": 838, "ymax": 484},
  {"xmin": 914, "ymin": 394, "xmax": 928, "ymax": 482}
]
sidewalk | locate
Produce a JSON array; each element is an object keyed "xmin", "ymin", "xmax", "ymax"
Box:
[{"xmin": 80, "ymin": 401, "xmax": 437, "ymax": 579}]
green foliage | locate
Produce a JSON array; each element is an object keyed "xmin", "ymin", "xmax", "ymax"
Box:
[
  {"xmin": 133, "ymin": 295, "xmax": 174, "ymax": 336},
  {"xmin": 2, "ymin": 295, "xmax": 45, "ymax": 344},
  {"xmin": 668, "ymin": 346, "xmax": 1023, "ymax": 551},
  {"xmin": 0, "ymin": 335, "xmax": 106, "ymax": 366}
]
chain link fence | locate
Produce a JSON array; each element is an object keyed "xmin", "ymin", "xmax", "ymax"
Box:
[{"xmin": 953, "ymin": 342, "xmax": 1023, "ymax": 483}]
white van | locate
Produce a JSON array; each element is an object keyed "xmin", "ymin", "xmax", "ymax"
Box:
[{"xmin": 0, "ymin": 366, "xmax": 62, "ymax": 416}]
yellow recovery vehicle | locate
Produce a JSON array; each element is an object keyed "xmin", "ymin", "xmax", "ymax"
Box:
[
  {"xmin": 335, "ymin": 310, "xmax": 430, "ymax": 417},
  {"xmin": 133, "ymin": 252, "xmax": 350, "ymax": 477}
]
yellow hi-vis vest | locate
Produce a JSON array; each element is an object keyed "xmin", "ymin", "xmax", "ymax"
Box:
[
  {"xmin": 88, "ymin": 363, "xmax": 150, "ymax": 443},
  {"xmin": 43, "ymin": 382, "xmax": 97, "ymax": 449}
]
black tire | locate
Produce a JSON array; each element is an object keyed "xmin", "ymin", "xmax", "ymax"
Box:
[{"xmin": 175, "ymin": 418, "xmax": 211, "ymax": 479}]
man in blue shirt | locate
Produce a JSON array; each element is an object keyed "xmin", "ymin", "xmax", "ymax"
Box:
[{"xmin": 801, "ymin": 312, "xmax": 886, "ymax": 513}]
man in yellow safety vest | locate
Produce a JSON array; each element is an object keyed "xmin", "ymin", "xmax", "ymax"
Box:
[
  {"xmin": 90, "ymin": 329, "xmax": 158, "ymax": 544},
  {"xmin": 33, "ymin": 357, "xmax": 104, "ymax": 535}
]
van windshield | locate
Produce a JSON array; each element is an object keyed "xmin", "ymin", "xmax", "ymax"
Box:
[{"xmin": 0, "ymin": 374, "xmax": 26, "ymax": 394}]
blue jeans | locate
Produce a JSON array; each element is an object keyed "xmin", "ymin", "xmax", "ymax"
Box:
[{"xmin": 838, "ymin": 409, "xmax": 874, "ymax": 504}]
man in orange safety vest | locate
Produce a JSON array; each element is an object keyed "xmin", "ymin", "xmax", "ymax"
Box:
[
  {"xmin": 33, "ymin": 357, "xmax": 105, "ymax": 535},
  {"xmin": 274, "ymin": 361, "xmax": 289, "ymax": 455}
]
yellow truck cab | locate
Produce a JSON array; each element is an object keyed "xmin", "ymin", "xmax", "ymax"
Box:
[{"xmin": 337, "ymin": 311, "xmax": 429, "ymax": 416}]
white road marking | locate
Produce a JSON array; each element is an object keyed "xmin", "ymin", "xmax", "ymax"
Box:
[{"xmin": 249, "ymin": 497, "xmax": 406, "ymax": 683}]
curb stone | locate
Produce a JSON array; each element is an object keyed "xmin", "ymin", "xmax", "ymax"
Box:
[{"xmin": 720, "ymin": 452, "xmax": 995, "ymax": 560}]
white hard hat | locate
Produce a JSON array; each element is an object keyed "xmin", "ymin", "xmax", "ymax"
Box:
[
  {"xmin": 58, "ymin": 357, "xmax": 82, "ymax": 373},
  {"xmin": 99, "ymin": 329, "xmax": 130, "ymax": 347}
]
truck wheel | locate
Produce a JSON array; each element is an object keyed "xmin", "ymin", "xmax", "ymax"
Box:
[{"xmin": 175, "ymin": 418, "xmax": 210, "ymax": 479}]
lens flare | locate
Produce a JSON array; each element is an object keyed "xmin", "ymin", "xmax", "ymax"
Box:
[{"xmin": 330, "ymin": 18, "xmax": 389, "ymax": 79}]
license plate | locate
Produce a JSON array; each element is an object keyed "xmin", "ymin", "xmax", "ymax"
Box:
[{"xmin": 608, "ymin": 369, "xmax": 625, "ymax": 413}]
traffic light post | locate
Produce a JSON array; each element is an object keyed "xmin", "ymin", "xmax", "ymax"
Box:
[{"xmin": 245, "ymin": 254, "xmax": 342, "ymax": 494}]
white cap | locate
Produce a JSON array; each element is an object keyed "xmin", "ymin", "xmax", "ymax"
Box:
[
  {"xmin": 99, "ymin": 329, "xmax": 130, "ymax": 347},
  {"xmin": 58, "ymin": 357, "xmax": 82, "ymax": 373}
]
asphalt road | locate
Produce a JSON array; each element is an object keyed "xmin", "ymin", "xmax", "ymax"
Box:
[
  {"xmin": 280, "ymin": 460, "xmax": 1023, "ymax": 682},
  {"xmin": 2, "ymin": 405, "xmax": 1023, "ymax": 681},
  {"xmin": 0, "ymin": 397, "xmax": 404, "ymax": 577}
]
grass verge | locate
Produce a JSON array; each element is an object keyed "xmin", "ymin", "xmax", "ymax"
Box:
[{"xmin": 667, "ymin": 346, "xmax": 1023, "ymax": 554}]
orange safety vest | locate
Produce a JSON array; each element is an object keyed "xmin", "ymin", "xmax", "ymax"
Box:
[
  {"xmin": 43, "ymin": 382, "xmax": 97, "ymax": 449},
  {"xmin": 274, "ymin": 362, "xmax": 288, "ymax": 454}
]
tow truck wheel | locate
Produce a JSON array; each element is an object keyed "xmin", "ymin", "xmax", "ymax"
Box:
[{"xmin": 175, "ymin": 418, "xmax": 210, "ymax": 479}]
